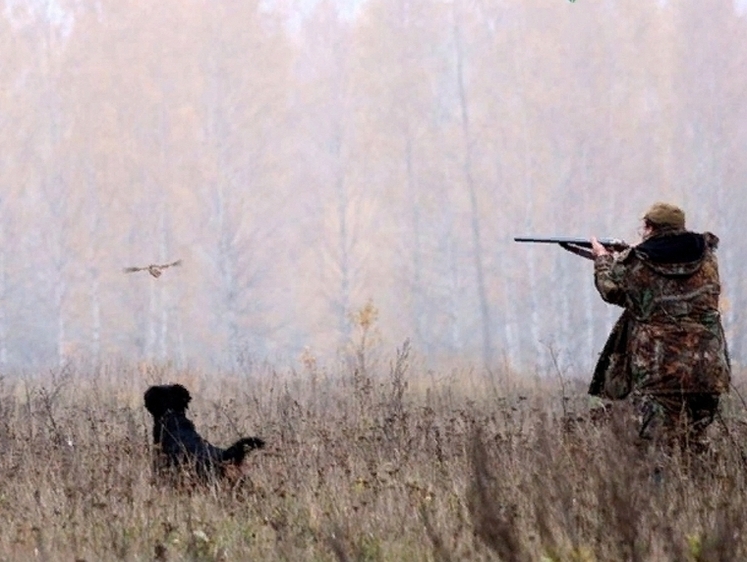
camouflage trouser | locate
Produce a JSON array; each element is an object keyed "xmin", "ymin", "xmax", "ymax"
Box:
[{"xmin": 630, "ymin": 392, "xmax": 720, "ymax": 451}]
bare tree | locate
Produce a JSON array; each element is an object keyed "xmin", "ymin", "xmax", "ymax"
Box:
[{"xmin": 451, "ymin": 2, "xmax": 493, "ymax": 367}]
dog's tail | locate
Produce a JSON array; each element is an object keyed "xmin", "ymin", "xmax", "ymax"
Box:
[{"xmin": 222, "ymin": 437, "xmax": 265, "ymax": 464}]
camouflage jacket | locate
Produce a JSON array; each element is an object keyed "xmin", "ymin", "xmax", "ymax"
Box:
[{"xmin": 590, "ymin": 230, "xmax": 730, "ymax": 397}]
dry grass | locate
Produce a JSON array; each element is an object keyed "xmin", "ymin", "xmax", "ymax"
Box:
[{"xmin": 0, "ymin": 351, "xmax": 745, "ymax": 562}]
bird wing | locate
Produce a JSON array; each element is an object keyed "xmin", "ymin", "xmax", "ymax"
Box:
[{"xmin": 125, "ymin": 260, "xmax": 181, "ymax": 275}]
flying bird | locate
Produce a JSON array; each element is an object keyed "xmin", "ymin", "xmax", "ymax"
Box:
[{"xmin": 123, "ymin": 260, "xmax": 182, "ymax": 279}]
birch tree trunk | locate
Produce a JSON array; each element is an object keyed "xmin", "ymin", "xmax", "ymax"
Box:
[
  {"xmin": 0, "ymin": 236, "xmax": 7, "ymax": 366},
  {"xmin": 404, "ymin": 133, "xmax": 427, "ymax": 353},
  {"xmin": 452, "ymin": 10, "xmax": 492, "ymax": 367},
  {"xmin": 90, "ymin": 272, "xmax": 101, "ymax": 362},
  {"xmin": 334, "ymin": 151, "xmax": 352, "ymax": 345},
  {"xmin": 158, "ymin": 209, "xmax": 171, "ymax": 361}
]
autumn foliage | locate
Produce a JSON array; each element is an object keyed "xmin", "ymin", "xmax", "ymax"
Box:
[{"xmin": 1, "ymin": 1, "xmax": 746, "ymax": 372}]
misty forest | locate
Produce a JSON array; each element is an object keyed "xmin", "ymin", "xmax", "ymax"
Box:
[{"xmin": 2, "ymin": 0, "xmax": 746, "ymax": 376}]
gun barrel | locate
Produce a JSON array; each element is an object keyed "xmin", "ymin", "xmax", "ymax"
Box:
[
  {"xmin": 514, "ymin": 237, "xmax": 592, "ymax": 247},
  {"xmin": 514, "ymin": 237, "xmax": 628, "ymax": 249}
]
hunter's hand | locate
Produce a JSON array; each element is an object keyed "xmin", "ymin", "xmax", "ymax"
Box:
[{"xmin": 591, "ymin": 237, "xmax": 609, "ymax": 257}]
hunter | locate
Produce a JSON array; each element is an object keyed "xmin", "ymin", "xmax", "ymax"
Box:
[{"xmin": 589, "ymin": 202, "xmax": 731, "ymax": 450}]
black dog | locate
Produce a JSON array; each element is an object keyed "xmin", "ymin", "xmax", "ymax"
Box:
[{"xmin": 144, "ymin": 384, "xmax": 265, "ymax": 483}]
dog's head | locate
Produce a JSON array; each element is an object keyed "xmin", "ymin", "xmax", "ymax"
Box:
[{"xmin": 144, "ymin": 384, "xmax": 192, "ymax": 419}]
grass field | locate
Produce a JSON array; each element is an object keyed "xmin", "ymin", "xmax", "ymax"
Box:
[{"xmin": 0, "ymin": 346, "xmax": 745, "ymax": 561}]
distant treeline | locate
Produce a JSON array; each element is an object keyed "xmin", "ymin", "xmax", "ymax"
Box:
[{"xmin": 0, "ymin": 0, "xmax": 745, "ymax": 372}]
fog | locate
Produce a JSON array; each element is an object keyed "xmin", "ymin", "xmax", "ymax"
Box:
[{"xmin": 1, "ymin": 0, "xmax": 745, "ymax": 375}]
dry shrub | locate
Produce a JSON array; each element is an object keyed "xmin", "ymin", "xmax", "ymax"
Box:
[{"xmin": 0, "ymin": 358, "xmax": 744, "ymax": 561}]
